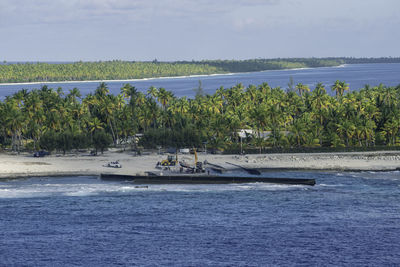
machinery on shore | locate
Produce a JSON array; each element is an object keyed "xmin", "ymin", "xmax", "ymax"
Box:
[
  {"xmin": 156, "ymin": 148, "xmax": 205, "ymax": 173},
  {"xmin": 157, "ymin": 154, "xmax": 178, "ymax": 167},
  {"xmin": 179, "ymin": 149, "xmax": 205, "ymax": 173}
]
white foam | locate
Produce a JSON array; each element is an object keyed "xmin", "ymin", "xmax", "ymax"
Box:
[
  {"xmin": 0, "ymin": 177, "xmax": 307, "ymax": 198},
  {"xmin": 319, "ymin": 183, "xmax": 344, "ymax": 187}
]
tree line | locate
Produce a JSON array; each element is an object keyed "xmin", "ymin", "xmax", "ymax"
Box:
[
  {"xmin": 1, "ymin": 80, "xmax": 400, "ymax": 155},
  {"xmin": 2, "ymin": 58, "xmax": 400, "ymax": 84},
  {"xmin": 183, "ymin": 58, "xmax": 344, "ymax": 73},
  {"xmin": 0, "ymin": 58, "xmax": 353, "ymax": 84},
  {"xmin": 0, "ymin": 60, "xmax": 222, "ymax": 83}
]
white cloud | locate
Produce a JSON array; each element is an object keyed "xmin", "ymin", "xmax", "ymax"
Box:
[
  {"xmin": 1, "ymin": 0, "xmax": 399, "ymax": 60},
  {"xmin": 0, "ymin": 0, "xmax": 283, "ymax": 26}
]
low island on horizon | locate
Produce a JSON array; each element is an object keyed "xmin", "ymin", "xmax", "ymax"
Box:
[{"xmin": 1, "ymin": 57, "xmax": 400, "ymax": 84}]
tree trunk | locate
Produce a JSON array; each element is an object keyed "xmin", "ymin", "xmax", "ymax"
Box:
[{"xmin": 108, "ymin": 120, "xmax": 117, "ymax": 146}]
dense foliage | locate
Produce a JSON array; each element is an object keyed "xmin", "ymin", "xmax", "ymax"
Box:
[
  {"xmin": 184, "ymin": 58, "xmax": 345, "ymax": 73},
  {"xmin": 0, "ymin": 58, "xmax": 358, "ymax": 84},
  {"xmin": 341, "ymin": 57, "xmax": 400, "ymax": 64},
  {"xmin": 2, "ymin": 58, "xmax": 399, "ymax": 84},
  {"xmin": 1, "ymin": 80, "xmax": 400, "ymax": 154},
  {"xmin": 0, "ymin": 61, "xmax": 223, "ymax": 83},
  {"xmin": 2, "ymin": 58, "xmax": 400, "ymax": 84}
]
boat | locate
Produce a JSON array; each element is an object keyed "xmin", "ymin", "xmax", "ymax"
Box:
[{"xmin": 100, "ymin": 173, "xmax": 316, "ymax": 186}]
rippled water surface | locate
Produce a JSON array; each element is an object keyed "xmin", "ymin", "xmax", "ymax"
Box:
[
  {"xmin": 1, "ymin": 172, "xmax": 399, "ymax": 266},
  {"xmin": 0, "ymin": 63, "xmax": 399, "ymax": 98}
]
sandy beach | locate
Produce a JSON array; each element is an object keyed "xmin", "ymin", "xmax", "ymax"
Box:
[
  {"xmin": 1, "ymin": 150, "xmax": 400, "ymax": 179},
  {"xmin": 0, "ymin": 72, "xmax": 234, "ymax": 87}
]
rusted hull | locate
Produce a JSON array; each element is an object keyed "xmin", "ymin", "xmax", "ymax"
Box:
[{"xmin": 100, "ymin": 174, "xmax": 316, "ymax": 186}]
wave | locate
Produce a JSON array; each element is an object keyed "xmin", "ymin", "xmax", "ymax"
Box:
[{"xmin": 0, "ymin": 177, "xmax": 306, "ymax": 198}]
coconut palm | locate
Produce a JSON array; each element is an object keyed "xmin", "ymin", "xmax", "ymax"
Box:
[
  {"xmin": 95, "ymin": 82, "xmax": 109, "ymax": 98},
  {"xmin": 337, "ymin": 120, "xmax": 356, "ymax": 146},
  {"xmin": 331, "ymin": 80, "xmax": 349, "ymax": 99},
  {"xmin": 295, "ymin": 83, "xmax": 310, "ymax": 97}
]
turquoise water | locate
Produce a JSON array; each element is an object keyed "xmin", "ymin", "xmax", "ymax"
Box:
[
  {"xmin": 0, "ymin": 171, "xmax": 399, "ymax": 266},
  {"xmin": 0, "ymin": 63, "xmax": 399, "ymax": 98}
]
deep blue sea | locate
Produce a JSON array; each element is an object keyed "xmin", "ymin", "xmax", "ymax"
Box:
[
  {"xmin": 1, "ymin": 64, "xmax": 400, "ymax": 265},
  {"xmin": 0, "ymin": 63, "xmax": 399, "ymax": 99},
  {"xmin": 1, "ymin": 171, "xmax": 399, "ymax": 266}
]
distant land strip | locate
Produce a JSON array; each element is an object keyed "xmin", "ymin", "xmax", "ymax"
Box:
[{"xmin": 1, "ymin": 57, "xmax": 400, "ymax": 84}]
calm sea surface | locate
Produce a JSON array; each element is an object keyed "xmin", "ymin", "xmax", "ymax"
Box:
[
  {"xmin": 0, "ymin": 63, "xmax": 399, "ymax": 98},
  {"xmin": 1, "ymin": 171, "xmax": 399, "ymax": 266}
]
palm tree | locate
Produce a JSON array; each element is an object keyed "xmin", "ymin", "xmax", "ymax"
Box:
[
  {"xmin": 206, "ymin": 95, "xmax": 223, "ymax": 115},
  {"xmin": 88, "ymin": 117, "xmax": 104, "ymax": 133},
  {"xmin": 67, "ymin": 87, "xmax": 82, "ymax": 103},
  {"xmin": 383, "ymin": 118, "xmax": 400, "ymax": 145},
  {"xmin": 331, "ymin": 80, "xmax": 349, "ymax": 99},
  {"xmin": 121, "ymin": 83, "xmax": 139, "ymax": 133},
  {"xmin": 121, "ymin": 84, "xmax": 138, "ymax": 105},
  {"xmin": 156, "ymin": 88, "xmax": 173, "ymax": 110},
  {"xmin": 337, "ymin": 120, "xmax": 355, "ymax": 146},
  {"xmin": 2, "ymin": 100, "xmax": 25, "ymax": 152},
  {"xmin": 289, "ymin": 118, "xmax": 307, "ymax": 147},
  {"xmin": 147, "ymin": 86, "xmax": 158, "ymax": 99},
  {"xmin": 99, "ymin": 96, "xmax": 118, "ymax": 145},
  {"xmin": 95, "ymin": 82, "xmax": 109, "ymax": 98},
  {"xmin": 295, "ymin": 83, "xmax": 310, "ymax": 97},
  {"xmin": 251, "ymin": 135, "xmax": 265, "ymax": 154},
  {"xmin": 249, "ymin": 104, "xmax": 268, "ymax": 138}
]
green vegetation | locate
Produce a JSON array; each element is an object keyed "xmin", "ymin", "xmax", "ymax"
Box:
[
  {"xmin": 0, "ymin": 57, "xmax": 362, "ymax": 84},
  {"xmin": 340, "ymin": 57, "xmax": 400, "ymax": 64},
  {"xmin": 1, "ymin": 57, "xmax": 399, "ymax": 84},
  {"xmin": 0, "ymin": 61, "xmax": 222, "ymax": 83},
  {"xmin": 1, "ymin": 81, "xmax": 400, "ymax": 154},
  {"xmin": 185, "ymin": 58, "xmax": 345, "ymax": 73}
]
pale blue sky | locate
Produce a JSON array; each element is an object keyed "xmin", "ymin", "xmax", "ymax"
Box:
[{"xmin": 1, "ymin": 0, "xmax": 399, "ymax": 61}]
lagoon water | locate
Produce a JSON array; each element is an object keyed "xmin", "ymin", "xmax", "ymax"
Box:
[
  {"xmin": 0, "ymin": 63, "xmax": 400, "ymax": 99},
  {"xmin": 1, "ymin": 171, "xmax": 400, "ymax": 266}
]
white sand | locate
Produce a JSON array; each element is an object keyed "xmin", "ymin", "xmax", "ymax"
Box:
[
  {"xmin": 1, "ymin": 150, "xmax": 400, "ymax": 179},
  {"xmin": 0, "ymin": 72, "xmax": 235, "ymax": 87}
]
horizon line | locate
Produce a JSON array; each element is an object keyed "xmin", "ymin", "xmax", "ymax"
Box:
[{"xmin": 2, "ymin": 56, "xmax": 400, "ymax": 64}]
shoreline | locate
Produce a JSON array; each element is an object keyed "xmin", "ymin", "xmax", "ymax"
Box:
[
  {"xmin": 1, "ymin": 150, "xmax": 399, "ymax": 180},
  {"xmin": 0, "ymin": 72, "xmax": 234, "ymax": 87},
  {"xmin": 0, "ymin": 72, "xmax": 231, "ymax": 86},
  {"xmin": 0, "ymin": 65, "xmax": 345, "ymax": 87}
]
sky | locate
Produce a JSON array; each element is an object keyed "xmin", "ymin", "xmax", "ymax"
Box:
[{"xmin": 1, "ymin": 0, "xmax": 399, "ymax": 61}]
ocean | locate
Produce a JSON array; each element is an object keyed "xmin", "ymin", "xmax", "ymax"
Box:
[
  {"xmin": 1, "ymin": 171, "xmax": 399, "ymax": 266},
  {"xmin": 1, "ymin": 63, "xmax": 400, "ymax": 265},
  {"xmin": 0, "ymin": 63, "xmax": 399, "ymax": 99}
]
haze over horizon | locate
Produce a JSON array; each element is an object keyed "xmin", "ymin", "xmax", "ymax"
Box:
[{"xmin": 1, "ymin": 0, "xmax": 399, "ymax": 61}]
